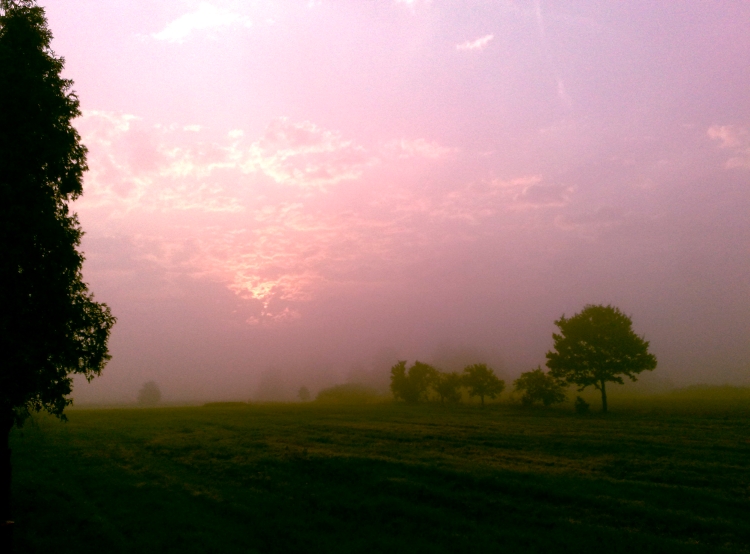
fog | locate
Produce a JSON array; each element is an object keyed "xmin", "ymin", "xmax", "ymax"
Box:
[{"xmin": 39, "ymin": 1, "xmax": 750, "ymax": 404}]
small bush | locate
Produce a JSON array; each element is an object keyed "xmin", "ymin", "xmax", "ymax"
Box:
[
  {"xmin": 513, "ymin": 367, "xmax": 566, "ymax": 407},
  {"xmin": 315, "ymin": 384, "xmax": 383, "ymax": 404},
  {"xmin": 574, "ymin": 396, "xmax": 590, "ymax": 414}
]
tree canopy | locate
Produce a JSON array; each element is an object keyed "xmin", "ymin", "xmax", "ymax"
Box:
[
  {"xmin": 462, "ymin": 363, "xmax": 504, "ymax": 406},
  {"xmin": 513, "ymin": 367, "xmax": 566, "ymax": 407},
  {"xmin": 1, "ymin": 0, "xmax": 115, "ymax": 424},
  {"xmin": 434, "ymin": 372, "xmax": 463, "ymax": 404},
  {"xmin": 1, "ymin": 1, "xmax": 115, "ymax": 545},
  {"xmin": 546, "ymin": 304, "xmax": 656, "ymax": 412},
  {"xmin": 390, "ymin": 361, "xmax": 438, "ymax": 403}
]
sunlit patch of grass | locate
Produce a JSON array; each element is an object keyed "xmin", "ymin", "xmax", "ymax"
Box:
[{"xmin": 10, "ymin": 403, "xmax": 750, "ymax": 553}]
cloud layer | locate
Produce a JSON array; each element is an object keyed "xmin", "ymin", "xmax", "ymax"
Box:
[{"xmin": 38, "ymin": 0, "xmax": 750, "ymax": 401}]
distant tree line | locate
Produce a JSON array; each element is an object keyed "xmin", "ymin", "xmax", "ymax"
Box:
[
  {"xmin": 390, "ymin": 361, "xmax": 505, "ymax": 406},
  {"xmin": 390, "ymin": 305, "xmax": 657, "ymax": 413}
]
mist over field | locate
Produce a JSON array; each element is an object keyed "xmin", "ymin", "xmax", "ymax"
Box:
[{"xmin": 40, "ymin": 0, "xmax": 750, "ymax": 404}]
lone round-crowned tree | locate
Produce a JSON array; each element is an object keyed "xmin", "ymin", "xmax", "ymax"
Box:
[
  {"xmin": 462, "ymin": 363, "xmax": 504, "ymax": 406},
  {"xmin": 546, "ymin": 305, "xmax": 655, "ymax": 413},
  {"xmin": 1, "ymin": 0, "xmax": 115, "ymax": 543}
]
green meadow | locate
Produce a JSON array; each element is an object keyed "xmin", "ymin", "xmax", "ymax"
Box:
[{"xmin": 10, "ymin": 398, "xmax": 750, "ymax": 553}]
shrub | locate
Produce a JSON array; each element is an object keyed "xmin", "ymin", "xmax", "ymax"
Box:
[
  {"xmin": 513, "ymin": 367, "xmax": 566, "ymax": 407},
  {"xmin": 574, "ymin": 396, "xmax": 590, "ymax": 414},
  {"xmin": 315, "ymin": 384, "xmax": 383, "ymax": 404}
]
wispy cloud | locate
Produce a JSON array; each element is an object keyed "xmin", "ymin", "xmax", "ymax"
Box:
[
  {"xmin": 151, "ymin": 2, "xmax": 251, "ymax": 43},
  {"xmin": 708, "ymin": 124, "xmax": 750, "ymax": 169},
  {"xmin": 239, "ymin": 118, "xmax": 376, "ymax": 189},
  {"xmin": 456, "ymin": 34, "xmax": 494, "ymax": 51},
  {"xmin": 384, "ymin": 138, "xmax": 457, "ymax": 159}
]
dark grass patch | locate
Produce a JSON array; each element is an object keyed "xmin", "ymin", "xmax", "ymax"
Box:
[{"xmin": 10, "ymin": 403, "xmax": 750, "ymax": 553}]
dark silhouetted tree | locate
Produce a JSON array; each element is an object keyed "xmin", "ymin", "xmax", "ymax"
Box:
[
  {"xmin": 462, "ymin": 364, "xmax": 504, "ymax": 406},
  {"xmin": 137, "ymin": 382, "xmax": 161, "ymax": 407},
  {"xmin": 1, "ymin": 1, "xmax": 115, "ymax": 544},
  {"xmin": 546, "ymin": 304, "xmax": 656, "ymax": 413},
  {"xmin": 298, "ymin": 386, "xmax": 311, "ymax": 402},
  {"xmin": 434, "ymin": 372, "xmax": 463, "ymax": 404},
  {"xmin": 390, "ymin": 361, "xmax": 408, "ymax": 400},
  {"xmin": 513, "ymin": 366, "xmax": 566, "ymax": 407},
  {"xmin": 390, "ymin": 361, "xmax": 438, "ymax": 403}
]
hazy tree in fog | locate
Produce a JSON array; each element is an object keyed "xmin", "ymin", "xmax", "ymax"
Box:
[
  {"xmin": 298, "ymin": 386, "xmax": 311, "ymax": 402},
  {"xmin": 0, "ymin": 1, "xmax": 115, "ymax": 546},
  {"xmin": 462, "ymin": 364, "xmax": 504, "ymax": 406},
  {"xmin": 390, "ymin": 361, "xmax": 438, "ymax": 403},
  {"xmin": 434, "ymin": 372, "xmax": 463, "ymax": 404},
  {"xmin": 137, "ymin": 382, "xmax": 161, "ymax": 407},
  {"xmin": 513, "ymin": 367, "xmax": 566, "ymax": 407},
  {"xmin": 546, "ymin": 304, "xmax": 657, "ymax": 413}
]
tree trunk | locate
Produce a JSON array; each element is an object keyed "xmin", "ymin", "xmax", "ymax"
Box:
[
  {"xmin": 1, "ymin": 409, "xmax": 13, "ymax": 553},
  {"xmin": 600, "ymin": 380, "xmax": 608, "ymax": 413}
]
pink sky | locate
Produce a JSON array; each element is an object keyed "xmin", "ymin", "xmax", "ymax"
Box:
[{"xmin": 40, "ymin": 0, "xmax": 750, "ymax": 402}]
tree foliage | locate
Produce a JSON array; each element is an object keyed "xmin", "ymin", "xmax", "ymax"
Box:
[
  {"xmin": 513, "ymin": 367, "xmax": 566, "ymax": 407},
  {"xmin": 434, "ymin": 372, "xmax": 463, "ymax": 404},
  {"xmin": 390, "ymin": 361, "xmax": 438, "ymax": 403},
  {"xmin": 462, "ymin": 364, "xmax": 504, "ymax": 406},
  {"xmin": 546, "ymin": 304, "xmax": 656, "ymax": 412},
  {"xmin": 1, "ymin": 2, "xmax": 115, "ymax": 544},
  {"xmin": 0, "ymin": 0, "xmax": 115, "ymax": 425}
]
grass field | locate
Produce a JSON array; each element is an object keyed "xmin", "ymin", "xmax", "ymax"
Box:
[{"xmin": 10, "ymin": 401, "xmax": 750, "ymax": 553}]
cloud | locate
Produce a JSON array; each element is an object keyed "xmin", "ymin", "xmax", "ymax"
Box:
[
  {"xmin": 708, "ymin": 125, "xmax": 746, "ymax": 148},
  {"xmin": 75, "ymin": 112, "xmax": 578, "ymax": 326},
  {"xmin": 487, "ymin": 176, "xmax": 572, "ymax": 209},
  {"xmin": 384, "ymin": 138, "xmax": 457, "ymax": 159},
  {"xmin": 456, "ymin": 34, "xmax": 494, "ymax": 51},
  {"xmin": 76, "ymin": 111, "xmax": 243, "ymax": 214},
  {"xmin": 76, "ymin": 112, "xmax": 375, "ymax": 215},
  {"xmin": 239, "ymin": 118, "xmax": 376, "ymax": 189},
  {"xmin": 151, "ymin": 3, "xmax": 251, "ymax": 43},
  {"xmin": 708, "ymin": 125, "xmax": 750, "ymax": 169},
  {"xmin": 555, "ymin": 206, "xmax": 624, "ymax": 234}
]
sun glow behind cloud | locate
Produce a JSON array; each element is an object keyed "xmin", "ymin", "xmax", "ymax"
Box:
[{"xmin": 75, "ymin": 111, "xmax": 575, "ymax": 326}]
